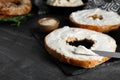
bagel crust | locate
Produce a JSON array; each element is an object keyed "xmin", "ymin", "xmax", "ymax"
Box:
[
  {"xmin": 69, "ymin": 8, "xmax": 120, "ymax": 32},
  {"xmin": 44, "ymin": 27, "xmax": 117, "ymax": 68},
  {"xmin": 0, "ymin": 0, "xmax": 32, "ymax": 16},
  {"xmin": 45, "ymin": 42, "xmax": 110, "ymax": 68}
]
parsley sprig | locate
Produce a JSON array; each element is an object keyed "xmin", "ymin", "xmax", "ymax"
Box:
[{"xmin": 0, "ymin": 13, "xmax": 32, "ymax": 27}]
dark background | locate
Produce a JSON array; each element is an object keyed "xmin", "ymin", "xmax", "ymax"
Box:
[{"xmin": 0, "ymin": 0, "xmax": 120, "ymax": 80}]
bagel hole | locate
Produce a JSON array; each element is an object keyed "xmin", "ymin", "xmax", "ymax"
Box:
[
  {"xmin": 67, "ymin": 0, "xmax": 70, "ymax": 2},
  {"xmin": 14, "ymin": 2, "xmax": 21, "ymax": 5},
  {"xmin": 67, "ymin": 39, "xmax": 94, "ymax": 49},
  {"xmin": 13, "ymin": 0, "xmax": 21, "ymax": 5}
]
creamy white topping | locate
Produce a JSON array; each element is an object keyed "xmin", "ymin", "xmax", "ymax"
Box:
[
  {"xmin": 39, "ymin": 18, "xmax": 57, "ymax": 26},
  {"xmin": 47, "ymin": 0, "xmax": 84, "ymax": 7},
  {"xmin": 45, "ymin": 26, "xmax": 117, "ymax": 61},
  {"xmin": 70, "ymin": 8, "xmax": 120, "ymax": 26}
]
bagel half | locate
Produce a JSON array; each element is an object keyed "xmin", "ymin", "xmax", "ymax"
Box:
[
  {"xmin": 69, "ymin": 8, "xmax": 120, "ymax": 32},
  {"xmin": 44, "ymin": 27, "xmax": 117, "ymax": 68}
]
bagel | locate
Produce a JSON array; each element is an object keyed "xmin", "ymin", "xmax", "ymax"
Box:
[
  {"xmin": 0, "ymin": 0, "xmax": 32, "ymax": 16},
  {"xmin": 44, "ymin": 26, "xmax": 117, "ymax": 68},
  {"xmin": 69, "ymin": 8, "xmax": 120, "ymax": 32},
  {"xmin": 0, "ymin": 0, "xmax": 32, "ymax": 26}
]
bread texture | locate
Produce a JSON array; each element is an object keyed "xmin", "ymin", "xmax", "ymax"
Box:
[
  {"xmin": 69, "ymin": 8, "xmax": 120, "ymax": 32},
  {"xmin": 44, "ymin": 27, "xmax": 117, "ymax": 68}
]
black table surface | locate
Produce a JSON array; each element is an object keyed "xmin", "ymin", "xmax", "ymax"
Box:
[{"xmin": 0, "ymin": 0, "xmax": 120, "ymax": 80}]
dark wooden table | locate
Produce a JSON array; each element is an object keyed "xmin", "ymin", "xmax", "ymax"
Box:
[{"xmin": 0, "ymin": 0, "xmax": 120, "ymax": 80}]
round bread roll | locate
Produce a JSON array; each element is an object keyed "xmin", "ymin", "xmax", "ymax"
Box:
[
  {"xmin": 69, "ymin": 8, "xmax": 120, "ymax": 32},
  {"xmin": 44, "ymin": 26, "xmax": 117, "ymax": 68}
]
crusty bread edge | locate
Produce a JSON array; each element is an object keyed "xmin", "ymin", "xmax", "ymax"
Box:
[
  {"xmin": 0, "ymin": 0, "xmax": 32, "ymax": 16},
  {"xmin": 44, "ymin": 37, "xmax": 111, "ymax": 68},
  {"xmin": 69, "ymin": 16, "xmax": 120, "ymax": 32}
]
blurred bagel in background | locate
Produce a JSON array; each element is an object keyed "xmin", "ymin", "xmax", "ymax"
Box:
[
  {"xmin": 69, "ymin": 8, "xmax": 120, "ymax": 32},
  {"xmin": 0, "ymin": 0, "xmax": 32, "ymax": 16}
]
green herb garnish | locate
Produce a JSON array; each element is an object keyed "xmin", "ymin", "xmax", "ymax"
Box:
[{"xmin": 0, "ymin": 13, "xmax": 32, "ymax": 27}]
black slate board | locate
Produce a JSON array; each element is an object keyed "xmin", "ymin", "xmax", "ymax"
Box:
[{"xmin": 31, "ymin": 28, "xmax": 120, "ymax": 76}]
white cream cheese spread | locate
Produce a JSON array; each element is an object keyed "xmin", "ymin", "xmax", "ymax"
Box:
[
  {"xmin": 39, "ymin": 18, "xmax": 57, "ymax": 26},
  {"xmin": 47, "ymin": 0, "xmax": 84, "ymax": 7},
  {"xmin": 70, "ymin": 8, "xmax": 120, "ymax": 26}
]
